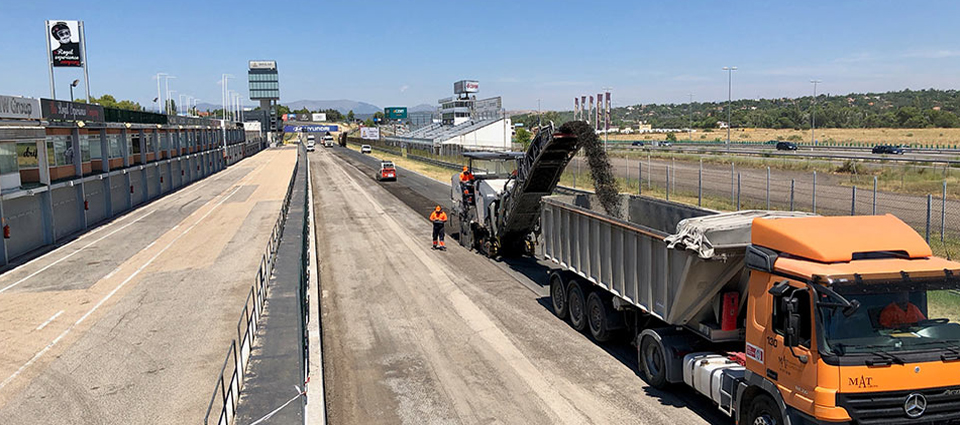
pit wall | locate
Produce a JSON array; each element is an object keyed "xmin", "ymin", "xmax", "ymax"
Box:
[{"xmin": 0, "ymin": 125, "xmax": 268, "ymax": 268}]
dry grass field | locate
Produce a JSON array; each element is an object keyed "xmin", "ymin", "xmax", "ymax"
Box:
[{"xmin": 607, "ymin": 127, "xmax": 960, "ymax": 147}]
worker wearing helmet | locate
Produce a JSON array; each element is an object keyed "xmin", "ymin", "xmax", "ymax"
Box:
[
  {"xmin": 459, "ymin": 166, "xmax": 474, "ymax": 182},
  {"xmin": 430, "ymin": 205, "xmax": 448, "ymax": 250}
]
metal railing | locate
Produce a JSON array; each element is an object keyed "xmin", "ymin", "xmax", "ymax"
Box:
[{"xmin": 203, "ymin": 145, "xmax": 301, "ymax": 425}]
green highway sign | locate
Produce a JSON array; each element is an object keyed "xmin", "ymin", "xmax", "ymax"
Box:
[{"xmin": 385, "ymin": 107, "xmax": 407, "ymax": 120}]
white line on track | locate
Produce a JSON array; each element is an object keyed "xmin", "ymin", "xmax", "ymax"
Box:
[
  {"xmin": 0, "ymin": 151, "xmax": 257, "ymax": 292},
  {"xmin": 0, "ymin": 151, "xmax": 278, "ymax": 392},
  {"xmin": 35, "ymin": 311, "xmax": 64, "ymax": 331},
  {"xmin": 0, "ymin": 210, "xmax": 157, "ymax": 294}
]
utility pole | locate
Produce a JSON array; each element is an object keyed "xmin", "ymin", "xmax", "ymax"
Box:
[
  {"xmin": 810, "ymin": 80, "xmax": 821, "ymax": 145},
  {"xmin": 688, "ymin": 93, "xmax": 694, "ymax": 140},
  {"xmin": 722, "ymin": 66, "xmax": 737, "ymax": 150}
]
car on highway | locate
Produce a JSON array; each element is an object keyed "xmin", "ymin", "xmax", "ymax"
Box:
[
  {"xmin": 775, "ymin": 141, "xmax": 798, "ymax": 151},
  {"xmin": 361, "ymin": 145, "xmax": 372, "ymax": 154},
  {"xmin": 376, "ymin": 161, "xmax": 397, "ymax": 181},
  {"xmin": 631, "ymin": 141, "xmax": 645, "ymax": 147},
  {"xmin": 872, "ymin": 144, "xmax": 904, "ymax": 154}
]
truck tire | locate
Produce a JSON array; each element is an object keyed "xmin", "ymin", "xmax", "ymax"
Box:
[
  {"xmin": 639, "ymin": 335, "xmax": 667, "ymax": 388},
  {"xmin": 549, "ymin": 274, "xmax": 568, "ymax": 320},
  {"xmin": 744, "ymin": 394, "xmax": 783, "ymax": 425},
  {"xmin": 586, "ymin": 292, "xmax": 615, "ymax": 342},
  {"xmin": 567, "ymin": 281, "xmax": 588, "ymax": 332}
]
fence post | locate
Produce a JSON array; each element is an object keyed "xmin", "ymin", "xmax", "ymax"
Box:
[
  {"xmin": 766, "ymin": 167, "xmax": 771, "ymax": 209},
  {"xmin": 731, "ymin": 162, "xmax": 736, "ymax": 207},
  {"xmin": 737, "ymin": 173, "xmax": 742, "ymax": 211},
  {"xmin": 851, "ymin": 186, "xmax": 857, "ymax": 215},
  {"xmin": 672, "ymin": 157, "xmax": 676, "ymax": 194},
  {"xmin": 943, "ymin": 180, "xmax": 947, "ymax": 243},
  {"xmin": 790, "ymin": 179, "xmax": 795, "ymax": 211},
  {"xmin": 638, "ymin": 161, "xmax": 642, "ymax": 195},
  {"xmin": 666, "ymin": 164, "xmax": 671, "ymax": 201},
  {"xmin": 574, "ymin": 155, "xmax": 578, "ymax": 189},
  {"xmin": 698, "ymin": 159, "xmax": 703, "ymax": 207},
  {"xmin": 648, "ymin": 154, "xmax": 652, "ymax": 190},
  {"xmin": 813, "ymin": 171, "xmax": 818, "ymax": 214},
  {"xmin": 873, "ymin": 176, "xmax": 878, "ymax": 215},
  {"xmin": 926, "ymin": 194, "xmax": 932, "ymax": 243}
]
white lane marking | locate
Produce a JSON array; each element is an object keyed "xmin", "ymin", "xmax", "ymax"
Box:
[
  {"xmin": 0, "ymin": 210, "xmax": 157, "ymax": 295},
  {"xmin": 35, "ymin": 311, "xmax": 64, "ymax": 331},
  {"xmin": 0, "ymin": 150, "xmax": 279, "ymax": 392},
  {"xmin": 0, "ymin": 149, "xmax": 262, "ymax": 292},
  {"xmin": 102, "ymin": 266, "xmax": 121, "ymax": 281}
]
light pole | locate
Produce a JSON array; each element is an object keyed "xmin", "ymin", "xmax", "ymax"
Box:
[
  {"xmin": 537, "ymin": 99, "xmax": 542, "ymax": 127},
  {"xmin": 69, "ymin": 79, "xmax": 80, "ymax": 102},
  {"xmin": 178, "ymin": 94, "xmax": 187, "ymax": 116},
  {"xmin": 167, "ymin": 90, "xmax": 177, "ymax": 115},
  {"xmin": 688, "ymin": 93, "xmax": 694, "ymax": 139},
  {"xmin": 221, "ymin": 74, "xmax": 233, "ymax": 147},
  {"xmin": 602, "ymin": 86, "xmax": 613, "ymax": 152},
  {"xmin": 810, "ymin": 80, "xmax": 821, "ymax": 145},
  {"xmin": 163, "ymin": 75, "xmax": 176, "ymax": 114},
  {"xmin": 722, "ymin": 66, "xmax": 737, "ymax": 149},
  {"xmin": 154, "ymin": 72, "xmax": 167, "ymax": 113}
]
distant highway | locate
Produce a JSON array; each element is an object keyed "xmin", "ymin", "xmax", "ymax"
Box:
[{"xmin": 610, "ymin": 143, "xmax": 960, "ymax": 164}]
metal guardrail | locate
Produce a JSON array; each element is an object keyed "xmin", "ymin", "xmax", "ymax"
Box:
[{"xmin": 203, "ymin": 146, "xmax": 301, "ymax": 425}]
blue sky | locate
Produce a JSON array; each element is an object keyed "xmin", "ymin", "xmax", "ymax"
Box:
[{"xmin": 2, "ymin": 0, "xmax": 960, "ymax": 111}]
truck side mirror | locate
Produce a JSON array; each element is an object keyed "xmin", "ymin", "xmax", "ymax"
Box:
[{"xmin": 782, "ymin": 296, "xmax": 800, "ymax": 348}]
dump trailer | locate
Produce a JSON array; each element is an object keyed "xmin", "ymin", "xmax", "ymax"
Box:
[
  {"xmin": 543, "ymin": 193, "xmax": 960, "ymax": 425},
  {"xmin": 452, "ymin": 123, "xmax": 580, "ymax": 257}
]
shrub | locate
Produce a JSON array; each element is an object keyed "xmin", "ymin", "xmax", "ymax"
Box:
[{"xmin": 786, "ymin": 134, "xmax": 802, "ymax": 142}]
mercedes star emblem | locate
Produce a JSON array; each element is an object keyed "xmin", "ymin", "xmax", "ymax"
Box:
[{"xmin": 904, "ymin": 393, "xmax": 927, "ymax": 418}]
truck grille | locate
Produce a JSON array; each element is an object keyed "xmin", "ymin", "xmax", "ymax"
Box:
[{"xmin": 837, "ymin": 385, "xmax": 960, "ymax": 425}]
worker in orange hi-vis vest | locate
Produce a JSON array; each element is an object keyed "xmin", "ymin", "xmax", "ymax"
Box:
[{"xmin": 429, "ymin": 205, "xmax": 448, "ymax": 250}]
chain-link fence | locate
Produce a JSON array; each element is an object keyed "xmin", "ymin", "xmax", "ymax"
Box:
[{"xmin": 574, "ymin": 155, "xmax": 960, "ymax": 258}]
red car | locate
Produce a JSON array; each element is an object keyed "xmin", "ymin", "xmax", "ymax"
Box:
[{"xmin": 377, "ymin": 161, "xmax": 397, "ymax": 181}]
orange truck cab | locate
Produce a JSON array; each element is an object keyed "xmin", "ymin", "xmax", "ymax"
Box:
[{"xmin": 741, "ymin": 215, "xmax": 960, "ymax": 424}]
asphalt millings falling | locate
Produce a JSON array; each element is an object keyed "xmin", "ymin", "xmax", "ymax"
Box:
[{"xmin": 560, "ymin": 121, "xmax": 622, "ymax": 217}]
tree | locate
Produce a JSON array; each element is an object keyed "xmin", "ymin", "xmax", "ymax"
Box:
[
  {"xmin": 294, "ymin": 107, "xmax": 310, "ymax": 115},
  {"xmin": 363, "ymin": 118, "xmax": 374, "ymax": 127},
  {"xmin": 83, "ymin": 94, "xmax": 144, "ymax": 111},
  {"xmin": 665, "ymin": 132, "xmax": 677, "ymax": 142},
  {"xmin": 347, "ymin": 110, "xmax": 355, "ymax": 122},
  {"xmin": 166, "ymin": 99, "xmax": 177, "ymax": 115},
  {"xmin": 275, "ymin": 104, "xmax": 291, "ymax": 116},
  {"xmin": 373, "ymin": 111, "xmax": 385, "ymax": 122},
  {"xmin": 514, "ymin": 127, "xmax": 532, "ymax": 148}
]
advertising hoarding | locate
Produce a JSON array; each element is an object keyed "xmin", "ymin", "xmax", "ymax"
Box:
[
  {"xmin": 360, "ymin": 127, "xmax": 380, "ymax": 140},
  {"xmin": 0, "ymin": 96, "xmax": 41, "ymax": 120},
  {"xmin": 48, "ymin": 20, "xmax": 83, "ymax": 67},
  {"xmin": 312, "ymin": 113, "xmax": 326, "ymax": 122},
  {"xmin": 454, "ymin": 80, "xmax": 479, "ymax": 94},
  {"xmin": 384, "ymin": 107, "xmax": 407, "ymax": 120},
  {"xmin": 248, "ymin": 60, "xmax": 277, "ymax": 70},
  {"xmin": 283, "ymin": 125, "xmax": 339, "ymax": 133},
  {"xmin": 41, "ymin": 98, "xmax": 103, "ymax": 122}
]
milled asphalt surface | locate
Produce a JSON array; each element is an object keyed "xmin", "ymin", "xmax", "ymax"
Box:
[
  {"xmin": 312, "ymin": 145, "xmax": 729, "ymax": 424},
  {"xmin": 0, "ymin": 146, "xmax": 297, "ymax": 424}
]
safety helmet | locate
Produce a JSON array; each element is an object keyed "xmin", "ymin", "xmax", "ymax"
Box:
[
  {"xmin": 462, "ymin": 166, "xmax": 468, "ymax": 172},
  {"xmin": 435, "ymin": 205, "xmax": 441, "ymax": 211}
]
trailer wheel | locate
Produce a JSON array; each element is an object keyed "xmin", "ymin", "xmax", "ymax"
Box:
[
  {"xmin": 567, "ymin": 281, "xmax": 588, "ymax": 332},
  {"xmin": 639, "ymin": 336, "xmax": 667, "ymax": 388},
  {"xmin": 744, "ymin": 394, "xmax": 782, "ymax": 425},
  {"xmin": 586, "ymin": 292, "xmax": 615, "ymax": 342},
  {"xmin": 459, "ymin": 221, "xmax": 469, "ymax": 248},
  {"xmin": 549, "ymin": 274, "xmax": 568, "ymax": 320}
]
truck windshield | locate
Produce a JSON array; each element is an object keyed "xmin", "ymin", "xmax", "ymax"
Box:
[
  {"xmin": 470, "ymin": 159, "xmax": 517, "ymax": 179},
  {"xmin": 819, "ymin": 278, "xmax": 960, "ymax": 355}
]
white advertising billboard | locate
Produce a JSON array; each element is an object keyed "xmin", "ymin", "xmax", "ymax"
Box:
[
  {"xmin": 0, "ymin": 95, "xmax": 41, "ymax": 120},
  {"xmin": 248, "ymin": 60, "xmax": 277, "ymax": 70},
  {"xmin": 360, "ymin": 127, "xmax": 380, "ymax": 140},
  {"xmin": 48, "ymin": 20, "xmax": 83, "ymax": 67},
  {"xmin": 311, "ymin": 113, "xmax": 326, "ymax": 122}
]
